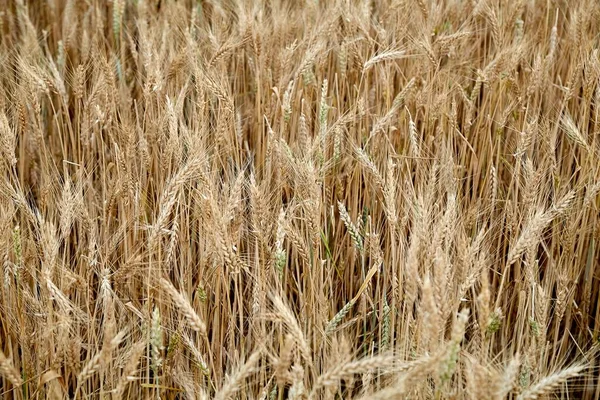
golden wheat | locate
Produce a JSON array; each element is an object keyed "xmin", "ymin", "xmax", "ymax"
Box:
[{"xmin": 0, "ymin": 0, "xmax": 598, "ymax": 399}]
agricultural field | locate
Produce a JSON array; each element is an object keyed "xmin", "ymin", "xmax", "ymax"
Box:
[{"xmin": 0, "ymin": 0, "xmax": 599, "ymax": 398}]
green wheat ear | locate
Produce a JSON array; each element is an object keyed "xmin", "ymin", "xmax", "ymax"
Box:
[
  {"xmin": 520, "ymin": 363, "xmax": 531, "ymax": 389},
  {"xmin": 196, "ymin": 283, "xmax": 207, "ymax": 303},
  {"xmin": 529, "ymin": 318, "xmax": 540, "ymax": 337},
  {"xmin": 381, "ymin": 298, "xmax": 391, "ymax": 350},
  {"xmin": 151, "ymin": 307, "xmax": 163, "ymax": 374},
  {"xmin": 439, "ymin": 309, "xmax": 469, "ymax": 387},
  {"xmin": 319, "ymin": 79, "xmax": 329, "ymax": 136},
  {"xmin": 486, "ymin": 309, "xmax": 503, "ymax": 335},
  {"xmin": 440, "ymin": 342, "xmax": 460, "ymax": 384},
  {"xmin": 12, "ymin": 225, "xmax": 21, "ymax": 267},
  {"xmin": 325, "ymin": 299, "xmax": 355, "ymax": 335},
  {"xmin": 57, "ymin": 40, "xmax": 65, "ymax": 70},
  {"xmin": 275, "ymin": 249, "xmax": 286, "ymax": 280},
  {"xmin": 269, "ymin": 385, "xmax": 277, "ymax": 400},
  {"xmin": 338, "ymin": 202, "xmax": 364, "ymax": 252},
  {"xmin": 166, "ymin": 333, "xmax": 180, "ymax": 365},
  {"xmin": 112, "ymin": 0, "xmax": 124, "ymax": 45}
]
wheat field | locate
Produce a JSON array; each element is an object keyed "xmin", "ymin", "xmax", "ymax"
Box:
[{"xmin": 0, "ymin": 0, "xmax": 599, "ymax": 398}]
